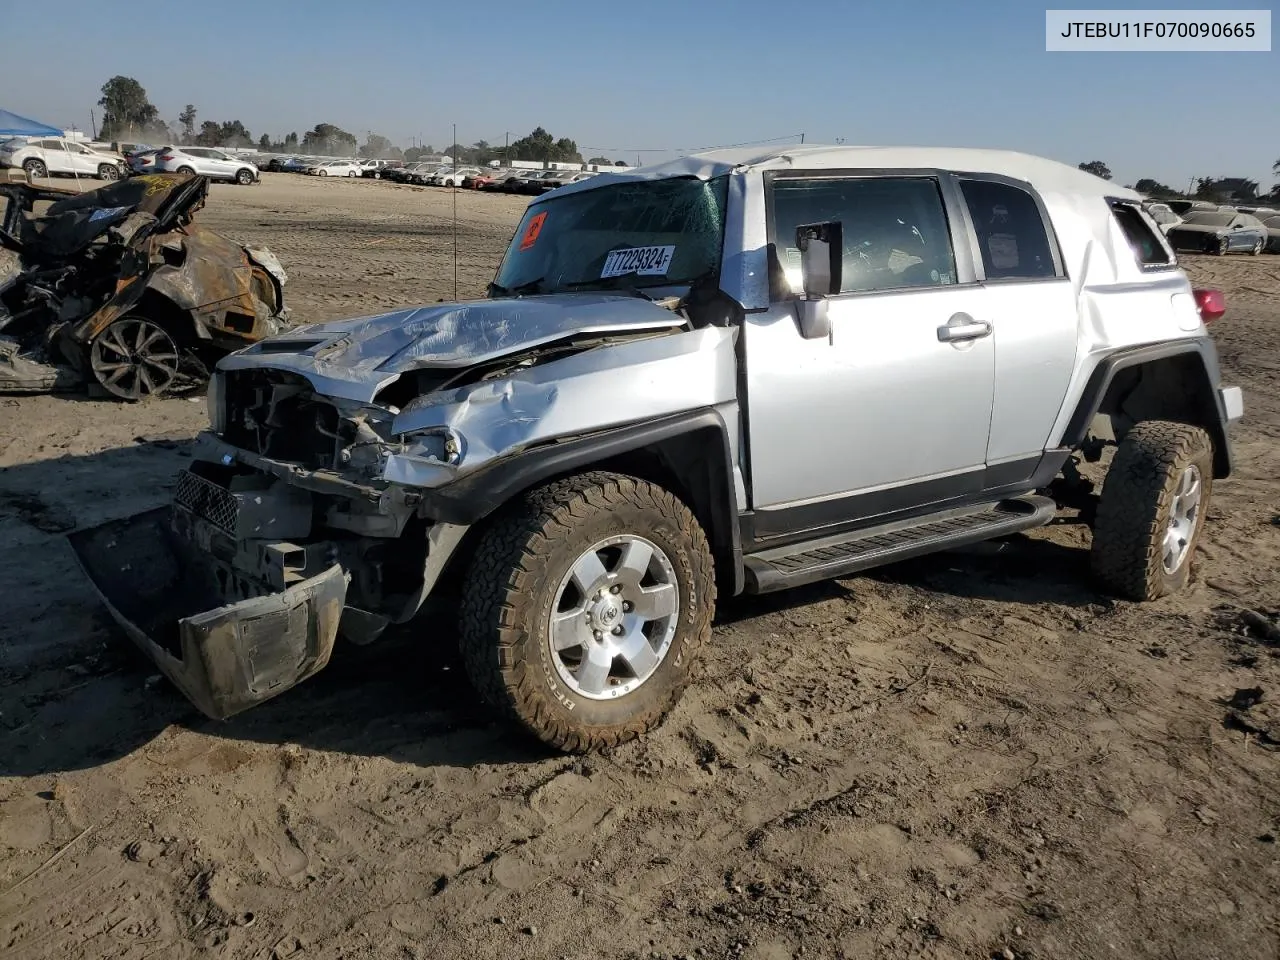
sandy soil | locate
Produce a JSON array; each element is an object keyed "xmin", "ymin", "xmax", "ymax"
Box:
[{"xmin": 1, "ymin": 174, "xmax": 1278, "ymax": 960}]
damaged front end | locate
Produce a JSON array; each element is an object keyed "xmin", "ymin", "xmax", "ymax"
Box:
[
  {"xmin": 71, "ymin": 293, "xmax": 738, "ymax": 719},
  {"xmin": 0, "ymin": 172, "xmax": 290, "ymax": 400}
]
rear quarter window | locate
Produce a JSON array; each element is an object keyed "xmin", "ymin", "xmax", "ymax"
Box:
[{"xmin": 1109, "ymin": 200, "xmax": 1174, "ymax": 268}]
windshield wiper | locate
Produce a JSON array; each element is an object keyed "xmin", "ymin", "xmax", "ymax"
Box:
[
  {"xmin": 557, "ymin": 273, "xmax": 655, "ymax": 300},
  {"xmin": 488, "ymin": 276, "xmax": 547, "ymax": 298}
]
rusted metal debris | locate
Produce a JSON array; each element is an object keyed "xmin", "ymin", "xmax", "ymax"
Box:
[{"xmin": 0, "ymin": 172, "xmax": 291, "ymax": 400}]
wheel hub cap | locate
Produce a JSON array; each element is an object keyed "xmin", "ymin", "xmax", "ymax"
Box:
[
  {"xmin": 1162, "ymin": 464, "xmax": 1202, "ymax": 574},
  {"xmin": 548, "ymin": 535, "xmax": 680, "ymax": 700}
]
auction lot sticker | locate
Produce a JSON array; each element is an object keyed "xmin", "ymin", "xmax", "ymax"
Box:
[
  {"xmin": 519, "ymin": 212, "xmax": 547, "ymax": 250},
  {"xmin": 601, "ymin": 245, "xmax": 676, "ymax": 278}
]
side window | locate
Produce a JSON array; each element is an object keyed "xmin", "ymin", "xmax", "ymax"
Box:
[
  {"xmin": 38, "ymin": 140, "xmax": 63, "ymax": 150},
  {"xmin": 958, "ymin": 178, "xmax": 1060, "ymax": 280},
  {"xmin": 770, "ymin": 176, "xmax": 958, "ymax": 296},
  {"xmin": 1109, "ymin": 201, "xmax": 1173, "ymax": 267}
]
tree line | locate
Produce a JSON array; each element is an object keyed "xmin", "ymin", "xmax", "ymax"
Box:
[
  {"xmin": 95, "ymin": 76, "xmax": 626, "ymax": 166},
  {"xmin": 1077, "ymin": 159, "xmax": 1280, "ymax": 205}
]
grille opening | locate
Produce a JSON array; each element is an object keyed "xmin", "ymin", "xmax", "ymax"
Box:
[{"xmin": 221, "ymin": 369, "xmax": 340, "ymax": 468}]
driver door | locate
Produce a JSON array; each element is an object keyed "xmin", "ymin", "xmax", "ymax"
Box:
[{"xmin": 743, "ymin": 171, "xmax": 996, "ymax": 537}]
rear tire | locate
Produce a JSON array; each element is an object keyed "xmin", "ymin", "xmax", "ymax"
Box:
[
  {"xmin": 1090, "ymin": 420, "xmax": 1214, "ymax": 601},
  {"xmin": 458, "ymin": 472, "xmax": 715, "ymax": 753}
]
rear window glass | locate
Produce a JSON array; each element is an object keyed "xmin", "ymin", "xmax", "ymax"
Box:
[
  {"xmin": 1110, "ymin": 201, "xmax": 1173, "ymax": 267},
  {"xmin": 958, "ymin": 178, "xmax": 1061, "ymax": 280}
]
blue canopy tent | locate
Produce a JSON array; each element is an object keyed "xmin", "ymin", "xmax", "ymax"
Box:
[{"xmin": 0, "ymin": 108, "xmax": 63, "ymax": 138}]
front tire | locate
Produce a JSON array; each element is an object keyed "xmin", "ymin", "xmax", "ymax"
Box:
[
  {"xmin": 235, "ymin": 168, "xmax": 254, "ymax": 185},
  {"xmin": 1090, "ymin": 420, "xmax": 1214, "ymax": 601},
  {"xmin": 23, "ymin": 158, "xmax": 47, "ymax": 177},
  {"xmin": 458, "ymin": 472, "xmax": 715, "ymax": 753},
  {"xmin": 1252, "ymin": 238, "xmax": 1264, "ymax": 255},
  {"xmin": 97, "ymin": 163, "xmax": 120, "ymax": 181},
  {"xmin": 177, "ymin": 166, "xmax": 195, "ymax": 176},
  {"xmin": 1217, "ymin": 236, "xmax": 1230, "ymax": 255}
]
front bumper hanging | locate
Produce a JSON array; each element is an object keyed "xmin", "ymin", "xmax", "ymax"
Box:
[{"xmin": 68, "ymin": 506, "xmax": 346, "ymax": 720}]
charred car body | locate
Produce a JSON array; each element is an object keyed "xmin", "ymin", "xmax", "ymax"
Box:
[
  {"xmin": 0, "ymin": 172, "xmax": 289, "ymax": 399},
  {"xmin": 73, "ymin": 147, "xmax": 1243, "ymax": 752}
]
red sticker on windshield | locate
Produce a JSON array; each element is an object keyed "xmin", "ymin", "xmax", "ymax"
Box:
[{"xmin": 519, "ymin": 211, "xmax": 547, "ymax": 250}]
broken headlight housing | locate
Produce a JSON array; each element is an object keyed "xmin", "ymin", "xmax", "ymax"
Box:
[{"xmin": 397, "ymin": 426, "xmax": 464, "ymax": 465}]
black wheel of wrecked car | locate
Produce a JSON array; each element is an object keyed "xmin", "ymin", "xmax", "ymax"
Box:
[
  {"xmin": 89, "ymin": 316, "xmax": 182, "ymax": 400},
  {"xmin": 1090, "ymin": 420, "xmax": 1214, "ymax": 602},
  {"xmin": 459, "ymin": 471, "xmax": 715, "ymax": 753}
]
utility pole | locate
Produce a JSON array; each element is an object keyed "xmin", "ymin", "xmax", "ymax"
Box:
[
  {"xmin": 89, "ymin": 109, "xmax": 97, "ymax": 139},
  {"xmin": 800, "ymin": 132, "xmax": 805, "ymax": 144}
]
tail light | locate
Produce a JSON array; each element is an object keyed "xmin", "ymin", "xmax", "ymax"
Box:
[
  {"xmin": 158, "ymin": 154, "xmax": 174, "ymax": 162},
  {"xmin": 1193, "ymin": 288, "xmax": 1226, "ymax": 323}
]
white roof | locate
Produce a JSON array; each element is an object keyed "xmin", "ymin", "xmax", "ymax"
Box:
[{"xmin": 538, "ymin": 144, "xmax": 1140, "ymax": 203}]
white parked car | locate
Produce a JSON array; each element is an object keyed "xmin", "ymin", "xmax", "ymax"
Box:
[
  {"xmin": 1143, "ymin": 202, "xmax": 1182, "ymax": 235},
  {"xmin": 309, "ymin": 160, "xmax": 361, "ymax": 178},
  {"xmin": 433, "ymin": 166, "xmax": 482, "ymax": 186},
  {"xmin": 0, "ymin": 137, "xmax": 125, "ymax": 180},
  {"xmin": 151, "ymin": 146, "xmax": 259, "ymax": 185}
]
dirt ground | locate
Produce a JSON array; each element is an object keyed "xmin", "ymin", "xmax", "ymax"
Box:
[{"xmin": 1, "ymin": 173, "xmax": 1278, "ymax": 960}]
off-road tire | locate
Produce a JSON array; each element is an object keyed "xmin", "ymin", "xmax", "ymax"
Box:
[
  {"xmin": 1090, "ymin": 420, "xmax": 1214, "ymax": 601},
  {"xmin": 458, "ymin": 471, "xmax": 715, "ymax": 753}
]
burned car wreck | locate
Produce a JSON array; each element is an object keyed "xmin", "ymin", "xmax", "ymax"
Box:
[{"xmin": 0, "ymin": 172, "xmax": 289, "ymax": 399}]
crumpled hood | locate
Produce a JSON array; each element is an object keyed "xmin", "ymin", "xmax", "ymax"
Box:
[{"xmin": 219, "ymin": 293, "xmax": 687, "ymax": 402}]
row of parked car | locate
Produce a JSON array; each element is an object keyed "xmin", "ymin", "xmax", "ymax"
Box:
[
  {"xmin": 262, "ymin": 154, "xmax": 603, "ymax": 194},
  {"xmin": 1142, "ymin": 197, "xmax": 1280, "ymax": 255}
]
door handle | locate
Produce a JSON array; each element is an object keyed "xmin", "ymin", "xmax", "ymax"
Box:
[{"xmin": 937, "ymin": 313, "xmax": 992, "ymax": 343}]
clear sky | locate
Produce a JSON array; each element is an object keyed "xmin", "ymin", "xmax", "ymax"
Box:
[{"xmin": 6, "ymin": 0, "xmax": 1277, "ymax": 188}]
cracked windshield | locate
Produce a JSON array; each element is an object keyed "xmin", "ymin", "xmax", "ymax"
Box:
[{"xmin": 492, "ymin": 174, "xmax": 729, "ymax": 295}]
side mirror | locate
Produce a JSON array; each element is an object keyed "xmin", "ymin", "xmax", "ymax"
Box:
[
  {"xmin": 794, "ymin": 221, "xmax": 842, "ymax": 340},
  {"xmin": 796, "ymin": 221, "xmax": 842, "ymax": 296}
]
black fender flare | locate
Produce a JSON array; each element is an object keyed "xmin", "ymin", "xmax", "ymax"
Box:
[
  {"xmin": 418, "ymin": 406, "xmax": 745, "ymax": 595},
  {"xmin": 1060, "ymin": 337, "xmax": 1234, "ymax": 477}
]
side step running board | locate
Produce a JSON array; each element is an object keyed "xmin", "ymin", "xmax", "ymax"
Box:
[{"xmin": 742, "ymin": 495, "xmax": 1058, "ymax": 594}]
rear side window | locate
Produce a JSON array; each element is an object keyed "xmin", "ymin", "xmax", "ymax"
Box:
[
  {"xmin": 1109, "ymin": 201, "xmax": 1174, "ymax": 267},
  {"xmin": 958, "ymin": 178, "xmax": 1061, "ymax": 280}
]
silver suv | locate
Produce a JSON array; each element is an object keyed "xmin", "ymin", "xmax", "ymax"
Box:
[
  {"xmin": 151, "ymin": 146, "xmax": 259, "ymax": 184},
  {"xmin": 72, "ymin": 145, "xmax": 1243, "ymax": 753}
]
